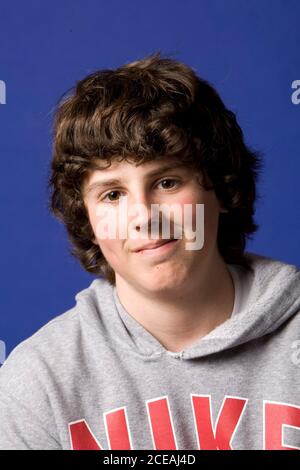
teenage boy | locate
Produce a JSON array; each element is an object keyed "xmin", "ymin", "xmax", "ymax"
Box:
[{"xmin": 0, "ymin": 52, "xmax": 300, "ymax": 450}]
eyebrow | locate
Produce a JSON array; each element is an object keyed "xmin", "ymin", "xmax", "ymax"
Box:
[{"xmin": 84, "ymin": 162, "xmax": 188, "ymax": 195}]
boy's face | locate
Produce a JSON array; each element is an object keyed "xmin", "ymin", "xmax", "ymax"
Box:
[{"xmin": 82, "ymin": 157, "xmax": 226, "ymax": 292}]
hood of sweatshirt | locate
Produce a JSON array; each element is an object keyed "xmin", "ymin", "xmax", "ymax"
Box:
[{"xmin": 74, "ymin": 251, "xmax": 300, "ymax": 361}]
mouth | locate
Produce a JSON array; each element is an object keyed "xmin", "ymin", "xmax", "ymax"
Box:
[{"xmin": 135, "ymin": 239, "xmax": 180, "ymax": 257}]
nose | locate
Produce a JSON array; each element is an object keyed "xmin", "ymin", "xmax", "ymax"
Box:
[
  {"xmin": 124, "ymin": 191, "xmax": 161, "ymax": 238},
  {"xmin": 129, "ymin": 194, "xmax": 154, "ymax": 236}
]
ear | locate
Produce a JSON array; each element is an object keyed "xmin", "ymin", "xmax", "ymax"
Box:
[{"xmin": 92, "ymin": 236, "xmax": 98, "ymax": 245}]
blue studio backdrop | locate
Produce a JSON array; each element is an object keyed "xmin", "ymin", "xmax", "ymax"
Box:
[{"xmin": 0, "ymin": 0, "xmax": 299, "ymax": 361}]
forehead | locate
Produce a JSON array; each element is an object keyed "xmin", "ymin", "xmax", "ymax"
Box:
[{"xmin": 95, "ymin": 155, "xmax": 190, "ymax": 172}]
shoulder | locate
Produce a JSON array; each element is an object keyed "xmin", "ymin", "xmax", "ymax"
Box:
[
  {"xmin": 0, "ymin": 306, "xmax": 76, "ymax": 393},
  {"xmin": 244, "ymin": 250, "xmax": 300, "ymax": 274},
  {"xmin": 0, "ymin": 277, "xmax": 111, "ymax": 394},
  {"xmin": 0, "ymin": 277, "xmax": 113, "ymax": 449}
]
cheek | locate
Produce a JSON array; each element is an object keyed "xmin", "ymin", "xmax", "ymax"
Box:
[
  {"xmin": 177, "ymin": 191, "xmax": 220, "ymax": 238},
  {"xmin": 173, "ymin": 194, "xmax": 199, "ymax": 216},
  {"xmin": 87, "ymin": 204, "xmax": 120, "ymax": 256},
  {"xmin": 202, "ymin": 193, "xmax": 221, "ymax": 237},
  {"xmin": 97, "ymin": 237, "xmax": 123, "ymax": 271},
  {"xmin": 175, "ymin": 194, "xmax": 204, "ymax": 234},
  {"xmin": 87, "ymin": 204, "xmax": 99, "ymax": 233}
]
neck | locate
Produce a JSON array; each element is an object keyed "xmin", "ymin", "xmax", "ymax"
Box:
[{"xmin": 115, "ymin": 251, "xmax": 235, "ymax": 353}]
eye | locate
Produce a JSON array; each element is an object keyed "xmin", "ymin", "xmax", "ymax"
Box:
[
  {"xmin": 98, "ymin": 178, "xmax": 181, "ymax": 203},
  {"xmin": 99, "ymin": 190, "xmax": 123, "ymax": 203},
  {"xmin": 156, "ymin": 178, "xmax": 181, "ymax": 190}
]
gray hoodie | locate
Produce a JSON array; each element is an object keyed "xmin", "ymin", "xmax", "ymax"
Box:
[{"xmin": 0, "ymin": 251, "xmax": 300, "ymax": 450}]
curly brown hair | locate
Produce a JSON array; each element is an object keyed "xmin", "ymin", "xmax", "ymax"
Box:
[{"xmin": 47, "ymin": 51, "xmax": 263, "ymax": 286}]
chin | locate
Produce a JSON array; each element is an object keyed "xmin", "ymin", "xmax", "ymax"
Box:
[{"xmin": 140, "ymin": 270, "xmax": 186, "ymax": 292}]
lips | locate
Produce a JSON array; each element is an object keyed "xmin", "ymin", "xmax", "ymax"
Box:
[{"xmin": 133, "ymin": 239, "xmax": 176, "ymax": 252}]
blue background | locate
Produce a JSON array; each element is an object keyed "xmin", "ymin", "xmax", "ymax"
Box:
[{"xmin": 0, "ymin": 0, "xmax": 299, "ymax": 358}]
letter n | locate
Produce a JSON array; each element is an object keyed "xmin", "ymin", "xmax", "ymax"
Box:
[{"xmin": 69, "ymin": 419, "xmax": 103, "ymax": 450}]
